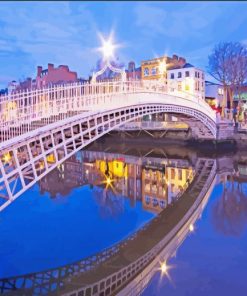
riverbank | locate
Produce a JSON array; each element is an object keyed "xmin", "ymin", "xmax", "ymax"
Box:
[
  {"xmin": 103, "ymin": 131, "xmax": 239, "ymax": 154},
  {"xmin": 109, "ymin": 128, "xmax": 247, "ymax": 151}
]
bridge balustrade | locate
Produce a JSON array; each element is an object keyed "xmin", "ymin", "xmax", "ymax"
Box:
[{"xmin": 0, "ymin": 80, "xmax": 216, "ymax": 143}]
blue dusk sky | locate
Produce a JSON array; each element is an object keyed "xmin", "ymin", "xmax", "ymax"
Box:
[{"xmin": 0, "ymin": 1, "xmax": 247, "ymax": 88}]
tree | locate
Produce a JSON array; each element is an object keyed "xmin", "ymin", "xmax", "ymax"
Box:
[{"xmin": 208, "ymin": 42, "xmax": 247, "ymax": 118}]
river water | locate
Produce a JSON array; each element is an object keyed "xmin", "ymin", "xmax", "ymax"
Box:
[{"xmin": 0, "ymin": 139, "xmax": 247, "ymax": 295}]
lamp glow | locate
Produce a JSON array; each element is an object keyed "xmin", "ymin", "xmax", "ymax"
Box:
[
  {"xmin": 161, "ymin": 262, "xmax": 168, "ymax": 274},
  {"xmin": 2, "ymin": 153, "xmax": 11, "ymax": 164},
  {"xmin": 102, "ymin": 40, "xmax": 114, "ymax": 60},
  {"xmin": 159, "ymin": 61, "xmax": 166, "ymax": 75},
  {"xmin": 106, "ymin": 177, "xmax": 112, "ymax": 185},
  {"xmin": 98, "ymin": 33, "xmax": 118, "ymax": 61},
  {"xmin": 189, "ymin": 224, "xmax": 194, "ymax": 232}
]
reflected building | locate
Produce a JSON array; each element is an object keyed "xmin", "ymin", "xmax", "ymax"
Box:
[
  {"xmin": 0, "ymin": 147, "xmax": 218, "ymax": 296},
  {"xmin": 142, "ymin": 164, "xmax": 194, "ymax": 213},
  {"xmin": 40, "ymin": 150, "xmax": 195, "ymax": 214}
]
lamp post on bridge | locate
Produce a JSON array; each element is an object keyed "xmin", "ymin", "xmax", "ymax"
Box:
[
  {"xmin": 158, "ymin": 59, "xmax": 167, "ymax": 90},
  {"xmin": 92, "ymin": 34, "xmax": 126, "ymax": 83}
]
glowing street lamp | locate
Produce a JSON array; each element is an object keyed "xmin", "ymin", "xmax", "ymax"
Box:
[
  {"xmin": 92, "ymin": 32, "xmax": 126, "ymax": 82},
  {"xmin": 161, "ymin": 262, "xmax": 168, "ymax": 275},
  {"xmin": 159, "ymin": 60, "xmax": 166, "ymax": 75},
  {"xmin": 99, "ymin": 37, "xmax": 116, "ymax": 61},
  {"xmin": 106, "ymin": 177, "xmax": 112, "ymax": 186},
  {"xmin": 158, "ymin": 60, "xmax": 167, "ymax": 90},
  {"xmin": 2, "ymin": 152, "xmax": 11, "ymax": 164}
]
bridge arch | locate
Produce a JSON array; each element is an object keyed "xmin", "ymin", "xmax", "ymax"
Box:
[{"xmin": 0, "ymin": 100, "xmax": 217, "ymax": 210}]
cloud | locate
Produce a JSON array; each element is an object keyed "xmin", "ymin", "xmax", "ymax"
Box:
[
  {"xmin": 0, "ymin": 2, "xmax": 100, "ymax": 86},
  {"xmin": 0, "ymin": 1, "xmax": 246, "ymax": 89},
  {"xmin": 134, "ymin": 2, "xmax": 222, "ymax": 40}
]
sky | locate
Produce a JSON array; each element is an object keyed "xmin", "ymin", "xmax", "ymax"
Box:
[{"xmin": 0, "ymin": 1, "xmax": 247, "ymax": 88}]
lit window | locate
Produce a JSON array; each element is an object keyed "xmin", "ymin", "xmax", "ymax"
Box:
[
  {"xmin": 185, "ymin": 71, "xmax": 190, "ymax": 77},
  {"xmin": 144, "ymin": 68, "xmax": 149, "ymax": 76},
  {"xmin": 178, "ymin": 169, "xmax": 182, "ymax": 180},
  {"xmin": 185, "ymin": 85, "xmax": 190, "ymax": 91},
  {"xmin": 178, "ymin": 82, "xmax": 182, "ymax": 91},
  {"xmin": 218, "ymin": 88, "xmax": 224, "ymax": 95}
]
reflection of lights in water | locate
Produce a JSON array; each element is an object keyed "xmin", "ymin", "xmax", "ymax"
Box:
[
  {"xmin": 158, "ymin": 260, "xmax": 174, "ymax": 286},
  {"xmin": 106, "ymin": 177, "xmax": 112, "ymax": 185},
  {"xmin": 189, "ymin": 224, "xmax": 194, "ymax": 232},
  {"xmin": 85, "ymin": 169, "xmax": 89, "ymax": 175},
  {"xmin": 39, "ymin": 162, "xmax": 44, "ymax": 170},
  {"xmin": 2, "ymin": 153, "xmax": 11, "ymax": 164},
  {"xmin": 161, "ymin": 262, "xmax": 168, "ymax": 275}
]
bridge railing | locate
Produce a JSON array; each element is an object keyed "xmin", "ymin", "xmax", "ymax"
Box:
[{"xmin": 0, "ymin": 80, "xmax": 216, "ymax": 142}]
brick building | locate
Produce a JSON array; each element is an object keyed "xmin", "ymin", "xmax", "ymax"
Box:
[
  {"xmin": 141, "ymin": 54, "xmax": 186, "ymax": 81},
  {"xmin": 36, "ymin": 63, "xmax": 78, "ymax": 88},
  {"xmin": 126, "ymin": 61, "xmax": 141, "ymax": 80}
]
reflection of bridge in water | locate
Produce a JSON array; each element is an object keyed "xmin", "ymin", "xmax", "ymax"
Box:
[
  {"xmin": 0, "ymin": 79, "xmax": 234, "ymax": 212},
  {"xmin": 0, "ymin": 149, "xmax": 217, "ymax": 296}
]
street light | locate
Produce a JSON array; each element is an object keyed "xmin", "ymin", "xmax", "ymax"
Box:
[
  {"xmin": 158, "ymin": 59, "xmax": 167, "ymax": 90},
  {"xmin": 159, "ymin": 60, "xmax": 166, "ymax": 76},
  {"xmin": 189, "ymin": 224, "xmax": 194, "ymax": 232},
  {"xmin": 160, "ymin": 262, "xmax": 168, "ymax": 274},
  {"xmin": 92, "ymin": 32, "xmax": 126, "ymax": 82},
  {"xmin": 99, "ymin": 36, "xmax": 116, "ymax": 61}
]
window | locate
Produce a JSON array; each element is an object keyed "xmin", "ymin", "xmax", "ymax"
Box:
[
  {"xmin": 218, "ymin": 88, "xmax": 224, "ymax": 95},
  {"xmin": 151, "ymin": 67, "xmax": 156, "ymax": 75},
  {"xmin": 145, "ymin": 196, "xmax": 150, "ymax": 204},
  {"xmin": 178, "ymin": 82, "xmax": 182, "ymax": 91},
  {"xmin": 185, "ymin": 84, "xmax": 190, "ymax": 91},
  {"xmin": 185, "ymin": 71, "xmax": 190, "ymax": 77},
  {"xmin": 170, "ymin": 73, "xmax": 174, "ymax": 79},
  {"xmin": 202, "ymin": 73, "xmax": 204, "ymax": 79},
  {"xmin": 171, "ymin": 168, "xmax": 175, "ymax": 179},
  {"xmin": 197, "ymin": 72, "xmax": 200, "ymax": 78},
  {"xmin": 178, "ymin": 169, "xmax": 182, "ymax": 181},
  {"xmin": 178, "ymin": 72, "xmax": 182, "ymax": 78},
  {"xmin": 195, "ymin": 71, "xmax": 198, "ymax": 78},
  {"xmin": 144, "ymin": 68, "xmax": 149, "ymax": 76}
]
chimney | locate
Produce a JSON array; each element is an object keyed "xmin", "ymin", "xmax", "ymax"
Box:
[
  {"xmin": 48, "ymin": 63, "xmax": 54, "ymax": 72},
  {"xmin": 172, "ymin": 54, "xmax": 178, "ymax": 61},
  {"xmin": 37, "ymin": 66, "xmax": 42, "ymax": 77},
  {"xmin": 178, "ymin": 57, "xmax": 186, "ymax": 66}
]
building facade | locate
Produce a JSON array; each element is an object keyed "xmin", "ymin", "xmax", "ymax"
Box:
[
  {"xmin": 36, "ymin": 63, "xmax": 78, "ymax": 88},
  {"xmin": 167, "ymin": 63, "xmax": 205, "ymax": 100},
  {"xmin": 126, "ymin": 61, "xmax": 141, "ymax": 80},
  {"xmin": 205, "ymin": 81, "xmax": 224, "ymax": 108},
  {"xmin": 141, "ymin": 54, "xmax": 186, "ymax": 82}
]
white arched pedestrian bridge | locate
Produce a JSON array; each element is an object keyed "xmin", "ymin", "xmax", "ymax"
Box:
[{"xmin": 0, "ymin": 80, "xmax": 228, "ymax": 210}]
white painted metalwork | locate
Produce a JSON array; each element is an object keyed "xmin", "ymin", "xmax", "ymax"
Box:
[
  {"xmin": 0, "ymin": 80, "xmax": 217, "ymax": 144},
  {"xmin": 0, "ymin": 79, "xmax": 230, "ymax": 210}
]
